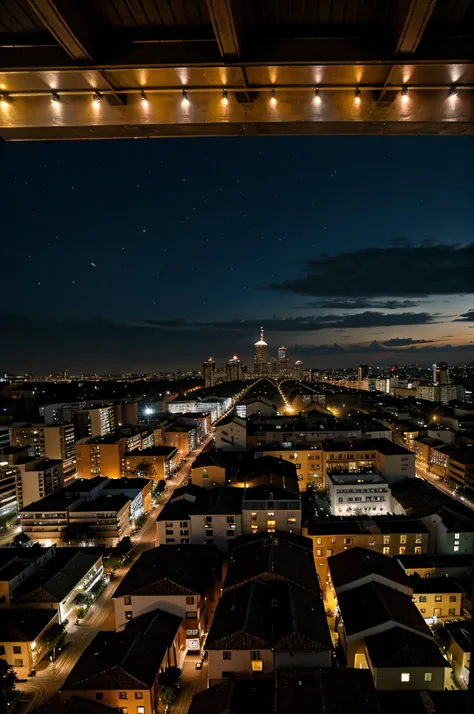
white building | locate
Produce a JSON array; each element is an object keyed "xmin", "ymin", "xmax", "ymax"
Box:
[
  {"xmin": 167, "ymin": 397, "xmax": 231, "ymax": 423},
  {"xmin": 215, "ymin": 415, "xmax": 247, "ymax": 451},
  {"xmin": 328, "ymin": 471, "xmax": 392, "ymax": 516}
]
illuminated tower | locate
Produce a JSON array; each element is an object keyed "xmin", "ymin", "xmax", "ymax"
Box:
[
  {"xmin": 203, "ymin": 357, "xmax": 216, "ymax": 387},
  {"xmin": 294, "ymin": 360, "xmax": 303, "ymax": 380},
  {"xmin": 226, "ymin": 355, "xmax": 243, "ymax": 382},
  {"xmin": 254, "ymin": 327, "xmax": 268, "ymax": 374},
  {"xmin": 277, "ymin": 346, "xmax": 289, "ymax": 375}
]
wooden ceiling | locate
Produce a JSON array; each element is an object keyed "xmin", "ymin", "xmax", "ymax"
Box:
[{"xmin": 0, "ymin": 0, "xmax": 473, "ymax": 140}]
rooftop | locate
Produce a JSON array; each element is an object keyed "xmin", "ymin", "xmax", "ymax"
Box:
[
  {"xmin": 410, "ymin": 576, "xmax": 464, "ymax": 594},
  {"xmin": 327, "ymin": 471, "xmax": 387, "ymax": 486},
  {"xmin": 0, "ymin": 609, "xmax": 56, "ymax": 642},
  {"xmin": 62, "ymin": 608, "xmax": 181, "ymax": 691},
  {"xmin": 444, "ymin": 621, "xmax": 471, "ymax": 653},
  {"xmin": 365, "ymin": 626, "xmax": 449, "ymax": 669},
  {"xmin": 113, "ymin": 545, "xmax": 218, "ymax": 598},
  {"xmin": 231, "ymin": 530, "xmax": 313, "ymax": 553},
  {"xmin": 321, "ymin": 438, "xmax": 412, "ymax": 456},
  {"xmin": 191, "ymin": 487, "xmax": 244, "ymax": 515},
  {"xmin": 337, "ymin": 581, "xmax": 430, "ymax": 638},
  {"xmin": 206, "ymin": 580, "xmax": 332, "ymax": 652},
  {"xmin": 396, "ymin": 554, "xmax": 472, "ymax": 571},
  {"xmin": 306, "ymin": 516, "xmax": 428, "ymax": 537},
  {"xmin": 224, "ymin": 535, "xmax": 319, "ymax": 594},
  {"xmin": 129, "ymin": 446, "xmax": 177, "ymax": 457},
  {"xmin": 328, "ymin": 547, "xmax": 412, "ymax": 591},
  {"xmin": 188, "ymin": 680, "xmax": 274, "ymax": 714},
  {"xmin": 72, "ymin": 494, "xmax": 130, "ymax": 513}
]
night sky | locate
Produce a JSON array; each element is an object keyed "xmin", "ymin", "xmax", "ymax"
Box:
[{"xmin": 1, "ymin": 136, "xmax": 473, "ymax": 374}]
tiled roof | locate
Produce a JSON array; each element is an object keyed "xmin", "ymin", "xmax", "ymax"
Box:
[
  {"xmin": 188, "ymin": 680, "xmax": 274, "ymax": 714},
  {"xmin": 328, "ymin": 547, "xmax": 412, "ymax": 591},
  {"xmin": 0, "ymin": 609, "xmax": 56, "ymax": 642},
  {"xmin": 365, "ymin": 627, "xmax": 449, "ymax": 668},
  {"xmin": 113, "ymin": 545, "xmax": 218, "ymax": 598}
]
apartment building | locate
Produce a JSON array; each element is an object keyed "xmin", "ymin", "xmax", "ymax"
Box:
[
  {"xmin": 322, "ymin": 439, "xmax": 415, "ymax": 485},
  {"xmin": 122, "ymin": 446, "xmax": 179, "ymax": 480},
  {"xmin": 0, "ymin": 466, "xmax": 19, "ymax": 516},
  {"xmin": 327, "ymin": 471, "xmax": 392, "ymax": 516},
  {"xmin": 76, "ymin": 427, "xmax": 151, "ymax": 479},
  {"xmin": 0, "ymin": 610, "xmax": 58, "ymax": 679},
  {"xmin": 241, "ymin": 483, "xmax": 301, "ymax": 535},
  {"xmin": 411, "ymin": 578, "xmax": 464, "ymax": 620},
  {"xmin": 255, "ymin": 443, "xmax": 324, "ymax": 490},
  {"xmin": 15, "ymin": 458, "xmax": 64, "ymax": 509},
  {"xmin": 41, "ymin": 402, "xmax": 116, "ymax": 438},
  {"xmin": 9, "ymin": 422, "xmax": 76, "ymax": 477}
]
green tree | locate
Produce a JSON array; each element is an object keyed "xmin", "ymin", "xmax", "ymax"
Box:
[
  {"xmin": 160, "ymin": 686, "xmax": 177, "ymax": 709},
  {"xmin": 134, "ymin": 513, "xmax": 146, "ymax": 529},
  {"xmin": 116, "ymin": 536, "xmax": 132, "ymax": 557},
  {"xmin": 0, "ymin": 659, "xmax": 17, "ymax": 714},
  {"xmin": 159, "ymin": 666, "xmax": 181, "ymax": 689},
  {"xmin": 134, "ymin": 461, "xmax": 155, "ymax": 478},
  {"xmin": 39, "ymin": 622, "xmax": 67, "ymax": 660},
  {"xmin": 151, "ymin": 479, "xmax": 167, "ymax": 499}
]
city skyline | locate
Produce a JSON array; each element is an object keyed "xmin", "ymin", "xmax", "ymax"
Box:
[{"xmin": 1, "ymin": 136, "xmax": 473, "ymax": 373}]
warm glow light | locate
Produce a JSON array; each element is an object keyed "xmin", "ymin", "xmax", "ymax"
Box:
[
  {"xmin": 92, "ymin": 91, "xmax": 102, "ymax": 103},
  {"xmin": 222, "ymin": 88, "xmax": 228, "ymax": 105},
  {"xmin": 314, "ymin": 88, "xmax": 321, "ymax": 105},
  {"xmin": 140, "ymin": 90, "xmax": 148, "ymax": 105},
  {"xmin": 354, "ymin": 87, "xmax": 361, "ymax": 104},
  {"xmin": 270, "ymin": 87, "xmax": 277, "ymax": 105},
  {"xmin": 449, "ymin": 85, "xmax": 458, "ymax": 100},
  {"xmin": 51, "ymin": 92, "xmax": 60, "ymax": 102},
  {"xmin": 401, "ymin": 86, "xmax": 409, "ymax": 103},
  {"xmin": 0, "ymin": 93, "xmax": 11, "ymax": 105},
  {"xmin": 182, "ymin": 89, "xmax": 190, "ymax": 106}
]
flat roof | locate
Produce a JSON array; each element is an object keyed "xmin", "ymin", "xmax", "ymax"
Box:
[
  {"xmin": 327, "ymin": 471, "xmax": 387, "ymax": 486},
  {"xmin": 127, "ymin": 446, "xmax": 177, "ymax": 457}
]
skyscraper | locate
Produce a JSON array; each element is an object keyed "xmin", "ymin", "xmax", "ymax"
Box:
[
  {"xmin": 203, "ymin": 357, "xmax": 216, "ymax": 387},
  {"xmin": 254, "ymin": 327, "xmax": 268, "ymax": 374},
  {"xmin": 277, "ymin": 346, "xmax": 289, "ymax": 375},
  {"xmin": 294, "ymin": 360, "xmax": 303, "ymax": 380},
  {"xmin": 433, "ymin": 361, "xmax": 450, "ymax": 385},
  {"xmin": 358, "ymin": 364, "xmax": 369, "ymax": 382},
  {"xmin": 226, "ymin": 355, "xmax": 243, "ymax": 382}
]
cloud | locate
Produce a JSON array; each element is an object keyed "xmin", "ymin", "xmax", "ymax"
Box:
[
  {"xmin": 270, "ymin": 242, "xmax": 474, "ymax": 298},
  {"xmin": 382, "ymin": 337, "xmax": 437, "ymax": 347},
  {"xmin": 302, "ymin": 299, "xmax": 422, "ymax": 310},
  {"xmin": 454, "ymin": 309, "xmax": 474, "ymax": 322},
  {"xmin": 293, "ymin": 341, "xmax": 474, "ymax": 357},
  {"xmin": 144, "ymin": 311, "xmax": 437, "ymax": 333}
]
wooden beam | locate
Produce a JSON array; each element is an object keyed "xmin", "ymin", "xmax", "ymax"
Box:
[
  {"xmin": 205, "ymin": 0, "xmax": 241, "ymax": 60},
  {"xmin": 25, "ymin": 0, "xmax": 95, "ymax": 62},
  {"xmin": 394, "ymin": 0, "xmax": 437, "ymax": 55}
]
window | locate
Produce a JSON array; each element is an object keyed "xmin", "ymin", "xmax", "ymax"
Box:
[
  {"xmin": 419, "ymin": 596, "xmax": 427, "ymax": 603},
  {"xmin": 287, "ymin": 517, "xmax": 296, "ymax": 523},
  {"xmin": 135, "ymin": 693, "xmax": 143, "ymax": 700},
  {"xmin": 449, "ymin": 608, "xmax": 456, "ymax": 616},
  {"xmin": 383, "ymin": 535, "xmax": 390, "ymax": 544},
  {"xmin": 420, "ymin": 608, "xmax": 426, "ymax": 614},
  {"xmin": 226, "ymin": 529, "xmax": 235, "ymax": 537},
  {"xmin": 118, "ymin": 709, "xmax": 127, "ymax": 714},
  {"xmin": 181, "ymin": 538, "xmax": 190, "ymax": 544},
  {"xmin": 186, "ymin": 611, "xmax": 197, "ymax": 619},
  {"xmin": 401, "ymin": 673, "xmax": 410, "ymax": 682},
  {"xmin": 137, "ymin": 708, "xmax": 145, "ymax": 714},
  {"xmin": 344, "ymin": 538, "xmax": 352, "ymax": 545},
  {"xmin": 125, "ymin": 611, "xmax": 133, "ymax": 620},
  {"xmin": 414, "ymin": 546, "xmax": 422, "ymax": 554},
  {"xmin": 316, "ymin": 549, "xmax": 322, "ymax": 557},
  {"xmin": 435, "ymin": 595, "xmax": 442, "ymax": 602},
  {"xmin": 14, "ymin": 659, "xmax": 23, "ymax": 667},
  {"xmin": 326, "ymin": 549, "xmax": 334, "ymax": 557},
  {"xmin": 449, "ymin": 595, "xmax": 457, "ymax": 602},
  {"xmin": 96, "ymin": 693, "xmax": 104, "ymax": 701},
  {"xmin": 399, "ymin": 547, "xmax": 406, "ymax": 555},
  {"xmin": 250, "ymin": 651, "xmax": 260, "ymax": 660},
  {"xmin": 330, "ymin": 537, "xmax": 336, "ymax": 545},
  {"xmin": 119, "ymin": 692, "xmax": 127, "ymax": 700},
  {"xmin": 316, "ymin": 537, "xmax": 322, "ymax": 545},
  {"xmin": 454, "ymin": 533, "xmax": 460, "ymax": 539},
  {"xmin": 223, "ymin": 651, "xmax": 232, "ymax": 660},
  {"xmin": 205, "ymin": 516, "xmax": 212, "ymax": 523},
  {"xmin": 13, "ymin": 646, "xmax": 22, "ymax": 654},
  {"xmin": 400, "ymin": 535, "xmax": 407, "ymax": 544},
  {"xmin": 124, "ymin": 596, "xmax": 131, "ymax": 606},
  {"xmin": 180, "ymin": 521, "xmax": 188, "ymax": 527},
  {"xmin": 383, "ymin": 547, "xmax": 390, "ymax": 555},
  {"xmin": 166, "ymin": 538, "xmax": 175, "ymax": 544},
  {"xmin": 222, "ymin": 671, "xmax": 232, "ymax": 677},
  {"xmin": 205, "ymin": 530, "xmax": 214, "ymax": 537},
  {"xmin": 415, "ymin": 534, "xmax": 423, "ymax": 544},
  {"xmin": 424, "ymin": 673, "xmax": 432, "ymax": 682},
  {"xmin": 267, "ymin": 520, "xmax": 276, "ymax": 528},
  {"xmin": 251, "ymin": 659, "xmax": 263, "ymax": 671},
  {"xmin": 454, "ymin": 546, "xmax": 459, "ymax": 552},
  {"xmin": 186, "ymin": 596, "xmax": 195, "ymax": 605}
]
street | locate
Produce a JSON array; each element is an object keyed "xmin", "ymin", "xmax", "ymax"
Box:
[
  {"xmin": 14, "ymin": 433, "xmax": 213, "ymax": 713},
  {"xmin": 415, "ymin": 465, "xmax": 474, "ymax": 512}
]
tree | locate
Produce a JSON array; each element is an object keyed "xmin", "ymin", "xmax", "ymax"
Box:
[
  {"xmin": 0, "ymin": 659, "xmax": 17, "ymax": 714},
  {"xmin": 39, "ymin": 622, "xmax": 67, "ymax": 660},
  {"xmin": 134, "ymin": 513, "xmax": 146, "ymax": 530},
  {"xmin": 160, "ymin": 686, "xmax": 177, "ymax": 709},
  {"xmin": 151, "ymin": 479, "xmax": 167, "ymax": 500},
  {"xmin": 134, "ymin": 461, "xmax": 155, "ymax": 478},
  {"xmin": 116, "ymin": 536, "xmax": 132, "ymax": 557},
  {"xmin": 12, "ymin": 532, "xmax": 30, "ymax": 547},
  {"xmin": 159, "ymin": 666, "xmax": 181, "ymax": 689}
]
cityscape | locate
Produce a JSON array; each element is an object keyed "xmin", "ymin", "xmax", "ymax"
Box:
[{"xmin": 1, "ymin": 1, "xmax": 474, "ymax": 712}]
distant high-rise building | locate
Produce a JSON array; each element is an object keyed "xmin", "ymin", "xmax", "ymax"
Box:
[
  {"xmin": 358, "ymin": 364, "xmax": 369, "ymax": 382},
  {"xmin": 433, "ymin": 361, "xmax": 450, "ymax": 385},
  {"xmin": 294, "ymin": 360, "xmax": 304, "ymax": 380},
  {"xmin": 277, "ymin": 346, "xmax": 289, "ymax": 375},
  {"xmin": 203, "ymin": 357, "xmax": 216, "ymax": 388},
  {"xmin": 226, "ymin": 355, "xmax": 243, "ymax": 382},
  {"xmin": 254, "ymin": 327, "xmax": 268, "ymax": 374}
]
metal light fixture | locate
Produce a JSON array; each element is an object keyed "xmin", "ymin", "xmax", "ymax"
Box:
[
  {"xmin": 51, "ymin": 92, "xmax": 60, "ymax": 102},
  {"xmin": 401, "ymin": 85, "xmax": 408, "ymax": 102},
  {"xmin": 314, "ymin": 88, "xmax": 321, "ymax": 105},
  {"xmin": 354, "ymin": 87, "xmax": 361, "ymax": 102},
  {"xmin": 270, "ymin": 87, "xmax": 276, "ymax": 104},
  {"xmin": 449, "ymin": 85, "xmax": 458, "ymax": 98},
  {"xmin": 182, "ymin": 88, "xmax": 189, "ymax": 105},
  {"xmin": 140, "ymin": 90, "xmax": 148, "ymax": 104},
  {"xmin": 92, "ymin": 91, "xmax": 102, "ymax": 103},
  {"xmin": 222, "ymin": 87, "xmax": 228, "ymax": 104}
]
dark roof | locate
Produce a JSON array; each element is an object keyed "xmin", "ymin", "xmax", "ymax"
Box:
[
  {"xmin": 243, "ymin": 483, "xmax": 300, "ymax": 500},
  {"xmin": 157, "ymin": 497, "xmax": 193, "ymax": 522},
  {"xmin": 445, "ymin": 621, "xmax": 471, "ymax": 652},
  {"xmin": 190, "ymin": 487, "xmax": 244, "ymax": 515},
  {"xmin": 397, "ymin": 553, "xmax": 472, "ymax": 570},
  {"xmin": 62, "ymin": 608, "xmax": 181, "ymax": 691},
  {"xmin": 276, "ymin": 668, "xmax": 381, "ymax": 714},
  {"xmin": 435, "ymin": 507, "xmax": 474, "ymax": 533},
  {"xmin": 337, "ymin": 581, "xmax": 430, "ymax": 638},
  {"xmin": 224, "ymin": 536, "xmax": 319, "ymax": 594},
  {"xmin": 377, "ymin": 691, "xmax": 468, "ymax": 714},
  {"xmin": 31, "ymin": 695, "xmax": 116, "ymax": 714},
  {"xmin": 113, "ymin": 545, "xmax": 218, "ymax": 598},
  {"xmin": 191, "ymin": 450, "xmax": 239, "ymax": 470},
  {"xmin": 411, "ymin": 576, "xmax": 463, "ymax": 594},
  {"xmin": 103, "ymin": 477, "xmax": 150, "ymax": 491},
  {"xmin": 130, "ymin": 446, "xmax": 177, "ymax": 457},
  {"xmin": 328, "ymin": 547, "xmax": 412, "ymax": 591},
  {"xmin": 0, "ymin": 609, "xmax": 56, "ymax": 642},
  {"xmin": 189, "ymin": 680, "xmax": 274, "ymax": 714},
  {"xmin": 391, "ymin": 478, "xmax": 474, "ymax": 522},
  {"xmin": 206, "ymin": 581, "xmax": 332, "ymax": 652},
  {"xmin": 231, "ymin": 530, "xmax": 313, "ymax": 553},
  {"xmin": 365, "ymin": 626, "xmax": 449, "ymax": 668},
  {"xmin": 239, "ymin": 455, "xmax": 298, "ymax": 482},
  {"xmin": 63, "ymin": 477, "xmax": 107, "ymax": 494},
  {"xmin": 72, "ymin": 494, "xmax": 130, "ymax": 512},
  {"xmin": 13, "ymin": 549, "xmax": 102, "ymax": 604},
  {"xmin": 321, "ymin": 438, "xmax": 411, "ymax": 456}
]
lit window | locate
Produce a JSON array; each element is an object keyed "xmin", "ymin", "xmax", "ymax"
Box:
[
  {"xmin": 251, "ymin": 659, "xmax": 263, "ymax": 671},
  {"xmin": 137, "ymin": 708, "xmax": 145, "ymax": 714},
  {"xmin": 316, "ymin": 537, "xmax": 322, "ymax": 545},
  {"xmin": 400, "ymin": 535, "xmax": 407, "ymax": 544},
  {"xmin": 401, "ymin": 673, "xmax": 410, "ymax": 682},
  {"xmin": 454, "ymin": 546, "xmax": 459, "ymax": 552},
  {"xmin": 125, "ymin": 611, "xmax": 133, "ymax": 620},
  {"xmin": 119, "ymin": 692, "xmax": 127, "ymax": 699},
  {"xmin": 316, "ymin": 549, "xmax": 322, "ymax": 557},
  {"xmin": 424, "ymin": 673, "xmax": 432, "ymax": 682},
  {"xmin": 454, "ymin": 533, "xmax": 460, "ymax": 539}
]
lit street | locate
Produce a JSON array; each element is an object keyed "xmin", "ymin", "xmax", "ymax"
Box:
[
  {"xmin": 415, "ymin": 465, "xmax": 474, "ymax": 512},
  {"xmin": 14, "ymin": 433, "xmax": 214, "ymax": 713}
]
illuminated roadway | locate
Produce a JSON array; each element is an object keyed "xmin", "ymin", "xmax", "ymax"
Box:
[
  {"xmin": 15, "ymin": 432, "xmax": 214, "ymax": 713},
  {"xmin": 415, "ymin": 464, "xmax": 474, "ymax": 512}
]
